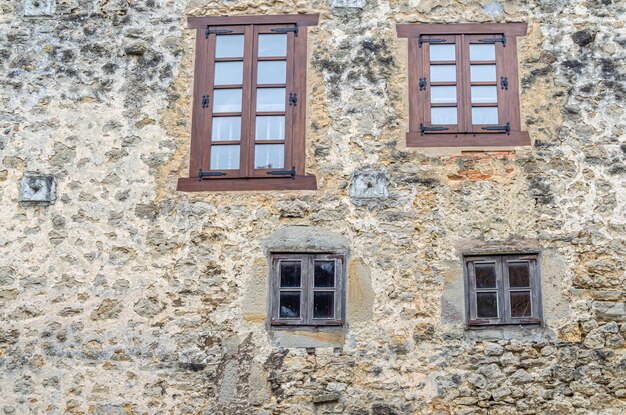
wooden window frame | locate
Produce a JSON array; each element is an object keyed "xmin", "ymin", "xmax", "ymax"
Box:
[
  {"xmin": 397, "ymin": 23, "xmax": 530, "ymax": 147},
  {"xmin": 270, "ymin": 253, "xmax": 345, "ymax": 327},
  {"xmin": 464, "ymin": 254, "xmax": 542, "ymax": 327},
  {"xmin": 177, "ymin": 14, "xmax": 319, "ymax": 192}
]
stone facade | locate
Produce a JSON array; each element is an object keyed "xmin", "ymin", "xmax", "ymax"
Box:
[{"xmin": 0, "ymin": 0, "xmax": 625, "ymax": 414}]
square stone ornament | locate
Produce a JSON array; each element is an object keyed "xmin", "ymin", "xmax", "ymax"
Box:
[
  {"xmin": 349, "ymin": 169, "xmax": 388, "ymax": 205},
  {"xmin": 19, "ymin": 174, "xmax": 56, "ymax": 205},
  {"xmin": 22, "ymin": 0, "xmax": 56, "ymax": 17}
]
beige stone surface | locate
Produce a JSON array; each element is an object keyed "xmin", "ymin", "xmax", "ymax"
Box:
[{"xmin": 0, "ymin": 0, "xmax": 625, "ymax": 414}]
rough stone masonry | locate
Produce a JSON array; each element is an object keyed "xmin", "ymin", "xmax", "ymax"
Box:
[{"xmin": 0, "ymin": 0, "xmax": 625, "ymax": 414}]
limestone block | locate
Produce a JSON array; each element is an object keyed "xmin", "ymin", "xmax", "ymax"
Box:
[
  {"xmin": 349, "ymin": 169, "xmax": 388, "ymax": 204},
  {"xmin": 22, "ymin": 0, "xmax": 56, "ymax": 16},
  {"xmin": 330, "ymin": 0, "xmax": 365, "ymax": 9},
  {"xmin": 19, "ymin": 174, "xmax": 56, "ymax": 205}
]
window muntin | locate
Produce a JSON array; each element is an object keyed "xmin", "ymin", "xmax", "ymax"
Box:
[
  {"xmin": 397, "ymin": 23, "xmax": 528, "ymax": 147},
  {"xmin": 465, "ymin": 254, "xmax": 541, "ymax": 326},
  {"xmin": 270, "ymin": 254, "xmax": 344, "ymax": 326}
]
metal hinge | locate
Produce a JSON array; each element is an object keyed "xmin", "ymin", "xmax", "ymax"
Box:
[
  {"xmin": 271, "ymin": 25, "xmax": 298, "ymax": 36},
  {"xmin": 266, "ymin": 167, "xmax": 296, "ymax": 180},
  {"xmin": 500, "ymin": 76, "xmax": 509, "ymax": 90},
  {"xmin": 419, "ymin": 77, "xmax": 427, "ymax": 91},
  {"xmin": 481, "ymin": 122, "xmax": 511, "ymax": 135},
  {"xmin": 198, "ymin": 168, "xmax": 227, "ymax": 181},
  {"xmin": 420, "ymin": 123, "xmax": 449, "ymax": 136},
  {"xmin": 288, "ymin": 93, "xmax": 297, "ymax": 106},
  {"xmin": 418, "ymin": 35, "xmax": 447, "ymax": 47},
  {"xmin": 478, "ymin": 35, "xmax": 506, "ymax": 46},
  {"xmin": 201, "ymin": 95, "xmax": 210, "ymax": 109},
  {"xmin": 205, "ymin": 28, "xmax": 233, "ymax": 39}
]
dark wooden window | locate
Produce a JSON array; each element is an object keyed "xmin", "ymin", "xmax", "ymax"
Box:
[
  {"xmin": 464, "ymin": 254, "xmax": 542, "ymax": 326},
  {"xmin": 270, "ymin": 253, "xmax": 345, "ymax": 326},
  {"xmin": 177, "ymin": 15, "xmax": 319, "ymax": 192},
  {"xmin": 397, "ymin": 23, "xmax": 529, "ymax": 147}
]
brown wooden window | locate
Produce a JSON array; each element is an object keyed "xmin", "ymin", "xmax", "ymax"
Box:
[
  {"xmin": 464, "ymin": 254, "xmax": 542, "ymax": 327},
  {"xmin": 177, "ymin": 15, "xmax": 319, "ymax": 192},
  {"xmin": 270, "ymin": 253, "xmax": 345, "ymax": 326},
  {"xmin": 397, "ymin": 23, "xmax": 529, "ymax": 147}
]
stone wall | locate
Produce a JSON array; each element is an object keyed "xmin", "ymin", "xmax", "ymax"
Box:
[{"xmin": 0, "ymin": 0, "xmax": 625, "ymax": 414}]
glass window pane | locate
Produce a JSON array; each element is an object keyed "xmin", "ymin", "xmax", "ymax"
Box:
[
  {"xmin": 471, "ymin": 86, "xmax": 498, "ymax": 103},
  {"xmin": 470, "ymin": 44, "xmax": 496, "ymax": 61},
  {"xmin": 279, "ymin": 291, "xmax": 300, "ymax": 318},
  {"xmin": 508, "ymin": 263, "xmax": 530, "ymax": 288},
  {"xmin": 210, "ymin": 145, "xmax": 239, "ymax": 170},
  {"xmin": 430, "ymin": 65, "xmax": 456, "ymax": 82},
  {"xmin": 258, "ymin": 34, "xmax": 287, "ymax": 57},
  {"xmin": 470, "ymin": 65, "xmax": 497, "ymax": 82},
  {"xmin": 256, "ymin": 88, "xmax": 285, "ymax": 112},
  {"xmin": 510, "ymin": 292, "xmax": 531, "ymax": 317},
  {"xmin": 314, "ymin": 261, "xmax": 335, "ymax": 287},
  {"xmin": 472, "ymin": 107, "xmax": 498, "ymax": 125},
  {"xmin": 214, "ymin": 62, "xmax": 243, "ymax": 85},
  {"xmin": 255, "ymin": 116, "xmax": 285, "ymax": 140},
  {"xmin": 476, "ymin": 292, "xmax": 498, "ymax": 318},
  {"xmin": 280, "ymin": 261, "xmax": 301, "ymax": 287},
  {"xmin": 258, "ymin": 61, "xmax": 287, "ymax": 84},
  {"xmin": 213, "ymin": 89, "xmax": 242, "ymax": 113},
  {"xmin": 313, "ymin": 292, "xmax": 334, "ymax": 319},
  {"xmin": 431, "ymin": 107, "xmax": 457, "ymax": 125},
  {"xmin": 211, "ymin": 117, "xmax": 241, "ymax": 141},
  {"xmin": 430, "ymin": 44, "xmax": 455, "ymax": 61},
  {"xmin": 475, "ymin": 263, "xmax": 497, "ymax": 288},
  {"xmin": 215, "ymin": 35, "xmax": 244, "ymax": 58},
  {"xmin": 431, "ymin": 86, "xmax": 457, "ymax": 104},
  {"xmin": 254, "ymin": 144, "xmax": 284, "ymax": 169}
]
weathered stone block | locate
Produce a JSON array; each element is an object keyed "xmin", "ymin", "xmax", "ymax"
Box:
[
  {"xmin": 313, "ymin": 392, "xmax": 340, "ymax": 403},
  {"xmin": 22, "ymin": 0, "xmax": 56, "ymax": 16},
  {"xmin": 19, "ymin": 174, "xmax": 56, "ymax": 205},
  {"xmin": 349, "ymin": 169, "xmax": 388, "ymax": 204},
  {"xmin": 330, "ymin": 0, "xmax": 365, "ymax": 9}
]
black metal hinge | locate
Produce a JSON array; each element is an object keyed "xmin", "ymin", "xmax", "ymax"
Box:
[
  {"xmin": 478, "ymin": 35, "xmax": 506, "ymax": 46},
  {"xmin": 266, "ymin": 167, "xmax": 296, "ymax": 180},
  {"xmin": 420, "ymin": 123, "xmax": 449, "ymax": 136},
  {"xmin": 271, "ymin": 25, "xmax": 298, "ymax": 36},
  {"xmin": 418, "ymin": 35, "xmax": 447, "ymax": 47},
  {"xmin": 198, "ymin": 168, "xmax": 227, "ymax": 181},
  {"xmin": 289, "ymin": 93, "xmax": 297, "ymax": 106},
  {"xmin": 205, "ymin": 28, "xmax": 233, "ymax": 39},
  {"xmin": 481, "ymin": 122, "xmax": 511, "ymax": 135},
  {"xmin": 201, "ymin": 95, "xmax": 210, "ymax": 109},
  {"xmin": 419, "ymin": 77, "xmax": 427, "ymax": 91},
  {"xmin": 500, "ymin": 76, "xmax": 509, "ymax": 90}
]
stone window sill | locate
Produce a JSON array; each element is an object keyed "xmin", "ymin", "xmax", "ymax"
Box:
[{"xmin": 406, "ymin": 131, "xmax": 530, "ymax": 147}]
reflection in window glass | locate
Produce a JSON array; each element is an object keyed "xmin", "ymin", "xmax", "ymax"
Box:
[
  {"xmin": 214, "ymin": 61, "xmax": 243, "ymax": 85},
  {"xmin": 255, "ymin": 116, "xmax": 285, "ymax": 140},
  {"xmin": 431, "ymin": 86, "xmax": 457, "ymax": 104},
  {"xmin": 210, "ymin": 145, "xmax": 240, "ymax": 170},
  {"xmin": 279, "ymin": 291, "xmax": 300, "ymax": 318},
  {"xmin": 472, "ymin": 107, "xmax": 498, "ymax": 125},
  {"xmin": 509, "ymin": 263, "xmax": 530, "ymax": 287},
  {"xmin": 510, "ymin": 292, "xmax": 531, "ymax": 317},
  {"xmin": 429, "ymin": 44, "xmax": 456, "ymax": 61},
  {"xmin": 470, "ymin": 65, "xmax": 497, "ymax": 82},
  {"xmin": 475, "ymin": 264, "xmax": 497, "ymax": 288},
  {"xmin": 258, "ymin": 61, "xmax": 287, "ymax": 84},
  {"xmin": 257, "ymin": 88, "xmax": 286, "ymax": 112},
  {"xmin": 313, "ymin": 292, "xmax": 334, "ymax": 319},
  {"xmin": 211, "ymin": 117, "xmax": 241, "ymax": 141},
  {"xmin": 314, "ymin": 261, "xmax": 335, "ymax": 287},
  {"xmin": 213, "ymin": 89, "xmax": 242, "ymax": 113},
  {"xmin": 280, "ymin": 261, "xmax": 301, "ymax": 287},
  {"xmin": 471, "ymin": 86, "xmax": 498, "ymax": 104},
  {"xmin": 430, "ymin": 65, "xmax": 456, "ymax": 82},
  {"xmin": 431, "ymin": 107, "xmax": 457, "ymax": 125},
  {"xmin": 258, "ymin": 34, "xmax": 287, "ymax": 57},
  {"xmin": 254, "ymin": 144, "xmax": 284, "ymax": 169},
  {"xmin": 470, "ymin": 44, "xmax": 496, "ymax": 61},
  {"xmin": 476, "ymin": 292, "xmax": 498, "ymax": 318},
  {"xmin": 215, "ymin": 35, "xmax": 244, "ymax": 58}
]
